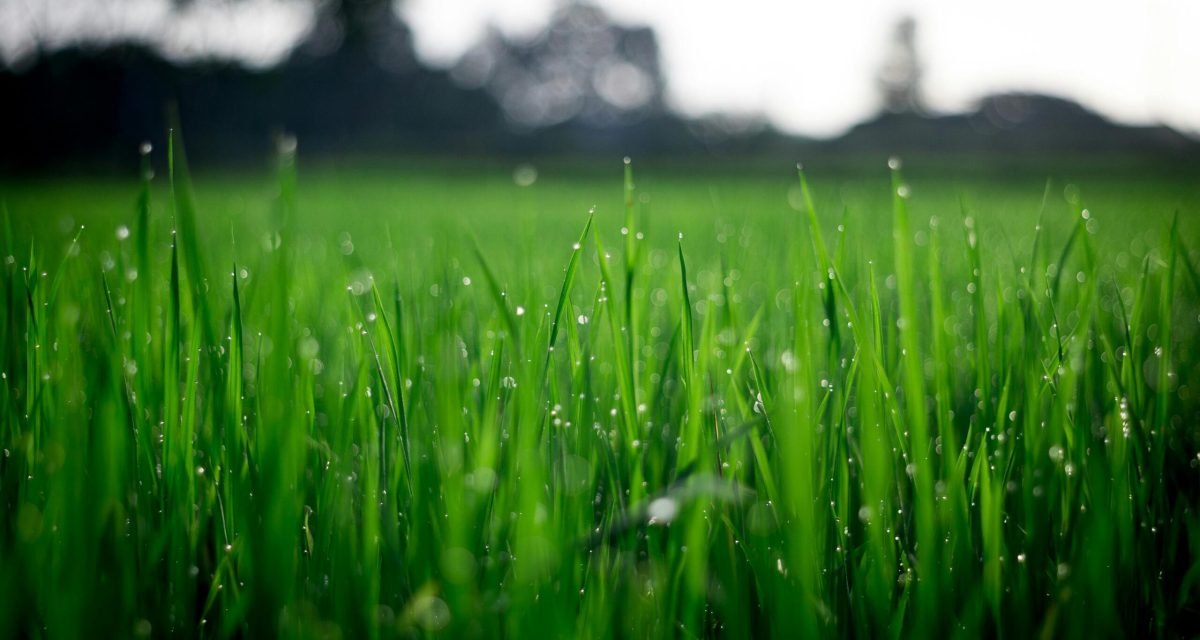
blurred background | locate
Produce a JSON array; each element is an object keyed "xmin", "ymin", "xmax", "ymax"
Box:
[{"xmin": 1, "ymin": 0, "xmax": 1198, "ymax": 171}]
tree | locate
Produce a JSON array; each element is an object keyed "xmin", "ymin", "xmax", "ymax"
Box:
[
  {"xmin": 453, "ymin": 2, "xmax": 666, "ymax": 128},
  {"xmin": 875, "ymin": 16, "xmax": 924, "ymax": 114},
  {"xmin": 294, "ymin": 0, "xmax": 416, "ymax": 72}
]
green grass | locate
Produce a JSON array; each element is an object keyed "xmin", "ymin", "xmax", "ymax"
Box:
[{"xmin": 1, "ymin": 148, "xmax": 1199, "ymax": 638}]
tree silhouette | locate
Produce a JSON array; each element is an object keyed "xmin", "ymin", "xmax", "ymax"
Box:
[
  {"xmin": 876, "ymin": 16, "xmax": 924, "ymax": 114},
  {"xmin": 295, "ymin": 0, "xmax": 415, "ymax": 72},
  {"xmin": 453, "ymin": 3, "xmax": 666, "ymax": 128}
]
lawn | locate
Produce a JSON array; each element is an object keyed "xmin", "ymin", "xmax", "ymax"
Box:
[{"xmin": 1, "ymin": 143, "xmax": 1199, "ymax": 638}]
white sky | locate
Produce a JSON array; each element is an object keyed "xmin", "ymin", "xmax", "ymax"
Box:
[
  {"xmin": 0, "ymin": 0, "xmax": 314, "ymax": 69},
  {"xmin": 3, "ymin": 0, "xmax": 1198, "ymax": 137}
]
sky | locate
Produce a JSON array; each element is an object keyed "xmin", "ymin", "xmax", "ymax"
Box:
[{"xmin": 3, "ymin": 0, "xmax": 1198, "ymax": 137}]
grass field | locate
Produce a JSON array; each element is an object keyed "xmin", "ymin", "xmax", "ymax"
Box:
[{"xmin": 1, "ymin": 141, "xmax": 1199, "ymax": 638}]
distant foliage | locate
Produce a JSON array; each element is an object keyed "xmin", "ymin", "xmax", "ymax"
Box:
[{"xmin": 453, "ymin": 3, "xmax": 667, "ymax": 128}]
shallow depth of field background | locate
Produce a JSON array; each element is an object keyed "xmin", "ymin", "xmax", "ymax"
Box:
[{"xmin": 2, "ymin": 1, "xmax": 1200, "ymax": 638}]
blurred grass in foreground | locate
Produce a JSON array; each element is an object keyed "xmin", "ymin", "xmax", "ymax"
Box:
[{"xmin": 1, "ymin": 143, "xmax": 1199, "ymax": 638}]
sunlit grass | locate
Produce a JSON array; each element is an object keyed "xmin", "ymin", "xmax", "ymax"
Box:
[{"xmin": 1, "ymin": 143, "xmax": 1199, "ymax": 637}]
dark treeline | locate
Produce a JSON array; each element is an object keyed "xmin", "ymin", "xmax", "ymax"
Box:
[
  {"xmin": 1, "ymin": 1, "xmax": 1196, "ymax": 172},
  {"xmin": 0, "ymin": 2, "xmax": 723, "ymax": 171}
]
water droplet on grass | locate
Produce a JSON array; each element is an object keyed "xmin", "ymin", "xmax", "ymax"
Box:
[
  {"xmin": 513, "ymin": 164, "xmax": 538, "ymax": 187},
  {"xmin": 647, "ymin": 497, "xmax": 678, "ymax": 525}
]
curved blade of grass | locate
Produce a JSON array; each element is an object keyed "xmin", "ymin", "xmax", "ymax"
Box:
[{"xmin": 543, "ymin": 213, "xmax": 593, "ymax": 377}]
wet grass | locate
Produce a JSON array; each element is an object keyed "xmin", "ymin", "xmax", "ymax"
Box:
[{"xmin": 1, "ymin": 145, "xmax": 1199, "ymax": 638}]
